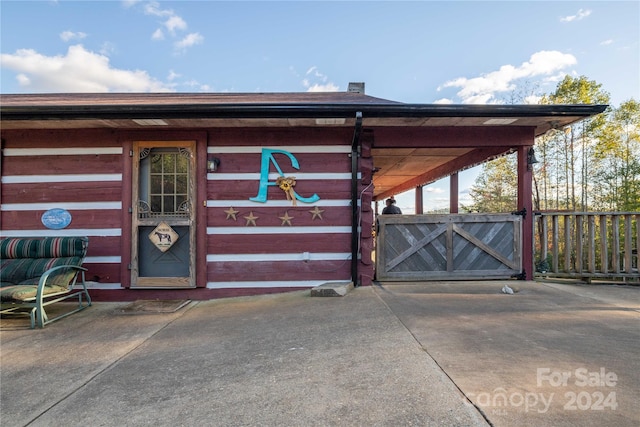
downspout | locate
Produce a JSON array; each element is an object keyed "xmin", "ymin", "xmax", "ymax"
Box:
[{"xmin": 351, "ymin": 112, "xmax": 363, "ymax": 286}]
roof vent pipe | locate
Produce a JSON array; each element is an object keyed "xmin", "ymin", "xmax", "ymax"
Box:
[{"xmin": 347, "ymin": 82, "xmax": 365, "ymax": 94}]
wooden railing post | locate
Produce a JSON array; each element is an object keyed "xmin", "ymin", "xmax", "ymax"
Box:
[
  {"xmin": 588, "ymin": 215, "xmax": 596, "ymax": 273},
  {"xmin": 552, "ymin": 215, "xmax": 559, "ymax": 273},
  {"xmin": 534, "ymin": 211, "xmax": 639, "ymax": 281},
  {"xmin": 600, "ymin": 215, "xmax": 608, "ymax": 274},
  {"xmin": 636, "ymin": 214, "xmax": 640, "ymax": 271},
  {"xmin": 612, "ymin": 215, "xmax": 620, "ymax": 273},
  {"xmin": 541, "ymin": 215, "xmax": 548, "ymax": 269},
  {"xmin": 564, "ymin": 214, "xmax": 572, "ymax": 272},
  {"xmin": 624, "ymin": 214, "xmax": 632, "ymax": 274},
  {"xmin": 576, "ymin": 214, "xmax": 584, "ymax": 273}
]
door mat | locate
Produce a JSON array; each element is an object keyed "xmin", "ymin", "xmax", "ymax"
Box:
[{"xmin": 115, "ymin": 299, "xmax": 191, "ymax": 314}]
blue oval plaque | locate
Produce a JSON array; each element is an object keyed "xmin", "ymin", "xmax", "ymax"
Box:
[{"xmin": 41, "ymin": 208, "xmax": 72, "ymax": 230}]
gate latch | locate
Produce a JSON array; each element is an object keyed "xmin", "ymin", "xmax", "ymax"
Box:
[{"xmin": 511, "ymin": 207, "xmax": 527, "ymax": 218}]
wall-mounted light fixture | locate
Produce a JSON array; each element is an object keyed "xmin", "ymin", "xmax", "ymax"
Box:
[
  {"xmin": 207, "ymin": 156, "xmax": 220, "ymax": 173},
  {"xmin": 527, "ymin": 147, "xmax": 539, "ymax": 170}
]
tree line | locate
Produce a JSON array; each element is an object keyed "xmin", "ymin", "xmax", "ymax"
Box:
[{"xmin": 466, "ymin": 75, "xmax": 640, "ymax": 214}]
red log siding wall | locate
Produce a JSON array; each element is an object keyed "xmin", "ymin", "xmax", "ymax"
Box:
[
  {"xmin": 0, "ymin": 130, "xmax": 124, "ymax": 289},
  {"xmin": 358, "ymin": 130, "xmax": 375, "ymax": 286},
  {"xmin": 205, "ymin": 128, "xmax": 355, "ymax": 289},
  {"xmin": 0, "ymin": 127, "xmax": 374, "ymax": 295}
]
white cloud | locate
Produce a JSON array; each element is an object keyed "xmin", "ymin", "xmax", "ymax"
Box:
[
  {"xmin": 600, "ymin": 39, "xmax": 614, "ymax": 46},
  {"xmin": 99, "ymin": 42, "xmax": 117, "ymax": 56},
  {"xmin": 151, "ymin": 28, "xmax": 164, "ymax": 40},
  {"xmin": 167, "ymin": 70, "xmax": 181, "ymax": 81},
  {"xmin": 60, "ymin": 31, "xmax": 87, "ymax": 42},
  {"xmin": 164, "ymin": 15, "xmax": 187, "ymax": 34},
  {"xmin": 302, "ymin": 66, "xmax": 338, "ymax": 92},
  {"xmin": 121, "ymin": 0, "xmax": 140, "ymax": 9},
  {"xmin": 424, "ymin": 187, "xmax": 444, "ymax": 194},
  {"xmin": 560, "ymin": 9, "xmax": 592, "ymax": 23},
  {"xmin": 524, "ymin": 94, "xmax": 542, "ymax": 104},
  {"xmin": 433, "ymin": 98, "xmax": 454, "ymax": 104},
  {"xmin": 306, "ymin": 83, "xmax": 340, "ymax": 92},
  {"xmin": 144, "ymin": 1, "xmax": 173, "ymax": 17},
  {"xmin": 174, "ymin": 33, "xmax": 203, "ymax": 51},
  {"xmin": 0, "ymin": 45, "xmax": 172, "ymax": 92},
  {"xmin": 439, "ymin": 50, "xmax": 577, "ymax": 104},
  {"xmin": 140, "ymin": 0, "xmax": 197, "ymax": 48}
]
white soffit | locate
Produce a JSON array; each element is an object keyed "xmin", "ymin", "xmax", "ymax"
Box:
[{"xmin": 483, "ymin": 118, "xmax": 519, "ymax": 125}]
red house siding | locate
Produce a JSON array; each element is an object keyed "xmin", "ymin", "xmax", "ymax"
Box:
[
  {"xmin": 1, "ymin": 130, "xmax": 125, "ymax": 289},
  {"xmin": 0, "ymin": 127, "xmax": 372, "ymax": 299},
  {"xmin": 205, "ymin": 128, "xmax": 355, "ymax": 289}
]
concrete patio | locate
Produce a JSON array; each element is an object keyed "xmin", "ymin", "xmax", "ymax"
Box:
[{"xmin": 1, "ymin": 280, "xmax": 638, "ymax": 426}]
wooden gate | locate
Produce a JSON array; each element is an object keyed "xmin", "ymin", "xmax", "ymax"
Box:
[{"xmin": 376, "ymin": 214, "xmax": 523, "ymax": 281}]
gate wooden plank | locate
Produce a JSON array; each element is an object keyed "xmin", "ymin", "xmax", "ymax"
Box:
[
  {"xmin": 451, "ymin": 224, "xmax": 519, "ymax": 270},
  {"xmin": 377, "ymin": 214, "xmax": 522, "ymax": 281},
  {"xmin": 386, "ymin": 224, "xmax": 447, "ymax": 270}
]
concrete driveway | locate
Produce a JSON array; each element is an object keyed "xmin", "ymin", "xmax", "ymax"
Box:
[
  {"xmin": 1, "ymin": 280, "xmax": 638, "ymax": 426},
  {"xmin": 374, "ymin": 280, "xmax": 640, "ymax": 427}
]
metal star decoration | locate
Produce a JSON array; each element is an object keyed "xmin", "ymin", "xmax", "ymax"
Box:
[
  {"xmin": 224, "ymin": 207, "xmax": 239, "ymax": 220},
  {"xmin": 309, "ymin": 206, "xmax": 324, "ymax": 220},
  {"xmin": 244, "ymin": 211, "xmax": 259, "ymax": 226},
  {"xmin": 279, "ymin": 211, "xmax": 294, "ymax": 226}
]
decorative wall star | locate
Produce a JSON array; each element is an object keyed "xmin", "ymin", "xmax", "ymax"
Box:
[
  {"xmin": 279, "ymin": 211, "xmax": 294, "ymax": 226},
  {"xmin": 244, "ymin": 211, "xmax": 259, "ymax": 226},
  {"xmin": 309, "ymin": 206, "xmax": 324, "ymax": 220},
  {"xmin": 224, "ymin": 207, "xmax": 239, "ymax": 220}
]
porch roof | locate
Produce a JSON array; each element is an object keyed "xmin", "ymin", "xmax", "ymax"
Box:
[{"xmin": 0, "ymin": 91, "xmax": 607, "ymax": 200}]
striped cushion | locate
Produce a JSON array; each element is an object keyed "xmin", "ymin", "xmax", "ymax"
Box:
[
  {"xmin": 0, "ymin": 258, "xmax": 35, "ymax": 284},
  {"xmin": 0, "ymin": 237, "xmax": 87, "ymax": 287},
  {"xmin": 0, "ymin": 238, "xmax": 39, "ymax": 259},
  {"xmin": 0, "ymin": 257, "xmax": 82, "ymax": 287},
  {"xmin": 0, "ymin": 285, "xmax": 69, "ymax": 302},
  {"xmin": 24, "ymin": 257, "xmax": 83, "ymax": 285},
  {"xmin": 35, "ymin": 237, "xmax": 88, "ymax": 258}
]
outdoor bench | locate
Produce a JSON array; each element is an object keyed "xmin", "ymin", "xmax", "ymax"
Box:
[{"xmin": 0, "ymin": 236, "xmax": 91, "ymax": 328}]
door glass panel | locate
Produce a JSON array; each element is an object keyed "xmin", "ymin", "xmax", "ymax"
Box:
[
  {"xmin": 139, "ymin": 148, "xmax": 191, "ymax": 219},
  {"xmin": 163, "ymin": 176, "xmax": 175, "ymax": 193},
  {"xmin": 176, "ymin": 175, "xmax": 187, "ymax": 193},
  {"xmin": 177, "ymin": 154, "xmax": 188, "ymax": 173}
]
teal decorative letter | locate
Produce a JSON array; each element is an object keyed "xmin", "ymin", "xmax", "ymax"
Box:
[{"xmin": 249, "ymin": 148, "xmax": 320, "ymax": 203}]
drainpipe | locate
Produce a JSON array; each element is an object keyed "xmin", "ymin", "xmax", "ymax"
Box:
[{"xmin": 351, "ymin": 112, "xmax": 363, "ymax": 286}]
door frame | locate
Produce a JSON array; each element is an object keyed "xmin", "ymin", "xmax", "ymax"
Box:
[{"xmin": 130, "ymin": 140, "xmax": 197, "ymax": 288}]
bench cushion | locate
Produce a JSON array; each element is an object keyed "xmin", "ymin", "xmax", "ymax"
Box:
[
  {"xmin": 0, "ymin": 284, "xmax": 69, "ymax": 302},
  {"xmin": 36, "ymin": 237, "xmax": 88, "ymax": 258},
  {"xmin": 0, "ymin": 238, "xmax": 39, "ymax": 259},
  {"xmin": 0, "ymin": 237, "xmax": 88, "ymax": 302}
]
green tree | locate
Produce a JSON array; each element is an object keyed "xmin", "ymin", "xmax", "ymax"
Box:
[
  {"xmin": 538, "ymin": 76, "xmax": 610, "ymax": 210},
  {"xmin": 592, "ymin": 99, "xmax": 640, "ymax": 211},
  {"xmin": 466, "ymin": 155, "xmax": 518, "ymax": 213}
]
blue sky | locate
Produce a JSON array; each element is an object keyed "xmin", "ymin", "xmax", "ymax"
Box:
[{"xmin": 1, "ymin": 0, "xmax": 639, "ymax": 210}]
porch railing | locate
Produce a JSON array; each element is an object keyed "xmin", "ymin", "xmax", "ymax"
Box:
[{"xmin": 534, "ymin": 211, "xmax": 639, "ymax": 282}]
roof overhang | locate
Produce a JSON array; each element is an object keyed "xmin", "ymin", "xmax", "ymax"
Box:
[
  {"xmin": 0, "ymin": 93, "xmax": 608, "ymax": 201},
  {"xmin": 0, "ymin": 93, "xmax": 606, "ymax": 136}
]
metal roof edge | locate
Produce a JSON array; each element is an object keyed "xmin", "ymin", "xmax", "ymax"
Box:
[{"xmin": 0, "ymin": 103, "xmax": 608, "ymax": 121}]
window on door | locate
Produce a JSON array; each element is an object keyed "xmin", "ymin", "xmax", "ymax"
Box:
[{"xmin": 139, "ymin": 148, "xmax": 191, "ymax": 218}]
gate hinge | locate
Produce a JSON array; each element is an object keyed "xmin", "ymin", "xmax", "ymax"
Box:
[
  {"xmin": 511, "ymin": 207, "xmax": 527, "ymax": 218},
  {"xmin": 128, "ymin": 206, "xmax": 133, "ymax": 213},
  {"xmin": 127, "ymin": 264, "xmax": 133, "ymax": 270},
  {"xmin": 129, "ymin": 150, "xmax": 134, "ymax": 157},
  {"xmin": 511, "ymin": 270, "xmax": 526, "ymax": 280}
]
